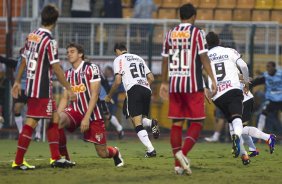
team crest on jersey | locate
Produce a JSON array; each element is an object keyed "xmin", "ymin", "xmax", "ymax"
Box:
[
  {"xmin": 71, "ymin": 83, "xmax": 86, "ymax": 93},
  {"xmin": 95, "ymin": 133, "xmax": 103, "ymax": 142},
  {"xmin": 80, "ymin": 72, "xmax": 86, "ymax": 78}
]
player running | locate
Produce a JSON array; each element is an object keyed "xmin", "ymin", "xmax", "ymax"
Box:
[{"xmin": 105, "ymin": 42, "xmax": 160, "ymax": 158}]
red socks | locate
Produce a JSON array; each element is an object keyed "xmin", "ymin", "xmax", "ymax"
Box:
[
  {"xmin": 15, "ymin": 124, "xmax": 34, "ymax": 165},
  {"xmin": 107, "ymin": 146, "xmax": 118, "ymax": 158},
  {"xmin": 182, "ymin": 122, "xmax": 203, "ymax": 155},
  {"xmin": 47, "ymin": 123, "xmax": 61, "ymax": 160},
  {"xmin": 59, "ymin": 128, "xmax": 70, "ymax": 160},
  {"xmin": 170, "ymin": 124, "xmax": 182, "ymax": 167}
]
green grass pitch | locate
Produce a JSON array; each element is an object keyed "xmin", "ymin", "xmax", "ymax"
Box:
[{"xmin": 0, "ymin": 138, "xmax": 280, "ymax": 184}]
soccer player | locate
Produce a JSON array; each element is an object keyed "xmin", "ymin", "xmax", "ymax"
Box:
[
  {"xmin": 159, "ymin": 3, "xmax": 217, "ymax": 175},
  {"xmin": 13, "ymin": 51, "xmax": 42, "ymax": 141},
  {"xmin": 11, "ymin": 4, "xmax": 76, "ymax": 170},
  {"xmin": 57, "ymin": 43, "xmax": 124, "ymax": 167},
  {"xmin": 104, "ymin": 43, "xmax": 160, "ymax": 157},
  {"xmin": 250, "ymin": 62, "xmax": 282, "ymax": 134},
  {"xmin": 205, "ymin": 31, "xmax": 249, "ymax": 160}
]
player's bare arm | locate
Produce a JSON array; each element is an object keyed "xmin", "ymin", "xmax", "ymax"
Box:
[
  {"xmin": 57, "ymin": 90, "xmax": 69, "ymax": 114},
  {"xmin": 200, "ymin": 53, "xmax": 217, "ymax": 97},
  {"xmin": 80, "ymin": 80, "xmax": 100, "ymax": 133},
  {"xmin": 159, "ymin": 56, "xmax": 169, "ymax": 100},
  {"xmin": 105, "ymin": 74, "xmax": 122, "ymax": 103},
  {"xmin": 12, "ymin": 57, "xmax": 26, "ymax": 98},
  {"xmin": 236, "ymin": 58, "xmax": 250, "ymax": 94},
  {"xmin": 146, "ymin": 73, "xmax": 154, "ymax": 85},
  {"xmin": 52, "ymin": 62, "xmax": 76, "ymax": 101}
]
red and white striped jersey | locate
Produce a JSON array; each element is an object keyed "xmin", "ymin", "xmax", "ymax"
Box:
[
  {"xmin": 162, "ymin": 23, "xmax": 208, "ymax": 93},
  {"xmin": 65, "ymin": 61, "xmax": 103, "ymax": 121},
  {"xmin": 22, "ymin": 28, "xmax": 59, "ymax": 98}
]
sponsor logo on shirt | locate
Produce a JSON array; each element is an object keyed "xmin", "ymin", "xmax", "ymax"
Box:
[
  {"xmin": 137, "ymin": 79, "xmax": 149, "ymax": 86},
  {"xmin": 28, "ymin": 33, "xmax": 42, "ymax": 43},
  {"xmin": 217, "ymin": 80, "xmax": 232, "ymax": 92},
  {"xmin": 209, "ymin": 53, "xmax": 229, "ymax": 62},
  {"xmin": 71, "ymin": 84, "xmax": 86, "ymax": 93},
  {"xmin": 171, "ymin": 31, "xmax": 190, "ymax": 39}
]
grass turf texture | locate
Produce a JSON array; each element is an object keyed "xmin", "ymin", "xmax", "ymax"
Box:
[{"xmin": 0, "ymin": 138, "xmax": 280, "ymax": 184}]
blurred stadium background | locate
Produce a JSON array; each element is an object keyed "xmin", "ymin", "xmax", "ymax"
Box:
[{"xmin": 0, "ymin": 0, "xmax": 281, "ymax": 139}]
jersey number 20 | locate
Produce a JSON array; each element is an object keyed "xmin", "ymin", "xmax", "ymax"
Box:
[{"xmin": 130, "ymin": 63, "xmax": 145, "ymax": 78}]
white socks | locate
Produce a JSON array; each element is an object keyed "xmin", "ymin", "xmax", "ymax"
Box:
[
  {"xmin": 257, "ymin": 114, "xmax": 266, "ymax": 131},
  {"xmin": 142, "ymin": 118, "xmax": 152, "ymax": 128},
  {"xmin": 15, "ymin": 115, "xmax": 23, "ymax": 133},
  {"xmin": 242, "ymin": 134, "xmax": 257, "ymax": 151},
  {"xmin": 137, "ymin": 129, "xmax": 154, "ymax": 152},
  {"xmin": 239, "ymin": 137, "xmax": 247, "ymax": 156},
  {"xmin": 242, "ymin": 126, "xmax": 270, "ymax": 141},
  {"xmin": 213, "ymin": 132, "xmax": 220, "ymax": 140},
  {"xmin": 232, "ymin": 118, "xmax": 243, "ymax": 137},
  {"xmin": 110, "ymin": 115, "xmax": 123, "ymax": 132},
  {"xmin": 35, "ymin": 120, "xmax": 42, "ymax": 139}
]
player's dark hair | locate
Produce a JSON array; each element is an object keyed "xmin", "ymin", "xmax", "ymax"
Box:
[
  {"xmin": 179, "ymin": 3, "xmax": 197, "ymax": 20},
  {"xmin": 206, "ymin": 31, "xmax": 220, "ymax": 49},
  {"xmin": 267, "ymin": 61, "xmax": 276, "ymax": 68},
  {"xmin": 114, "ymin": 42, "xmax": 127, "ymax": 52},
  {"xmin": 41, "ymin": 4, "xmax": 59, "ymax": 26},
  {"xmin": 66, "ymin": 42, "xmax": 85, "ymax": 60}
]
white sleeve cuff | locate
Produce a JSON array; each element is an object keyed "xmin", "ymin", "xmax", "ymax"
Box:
[
  {"xmin": 90, "ymin": 78, "xmax": 101, "ymax": 83},
  {"xmin": 50, "ymin": 59, "xmax": 60, "ymax": 65},
  {"xmin": 198, "ymin": 49, "xmax": 208, "ymax": 55}
]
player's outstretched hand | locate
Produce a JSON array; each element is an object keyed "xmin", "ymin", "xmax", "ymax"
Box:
[
  {"xmin": 159, "ymin": 82, "xmax": 169, "ymax": 101},
  {"xmin": 80, "ymin": 117, "xmax": 90, "ymax": 133},
  {"xmin": 11, "ymin": 82, "xmax": 21, "ymax": 99},
  {"xmin": 67, "ymin": 89, "xmax": 76, "ymax": 101}
]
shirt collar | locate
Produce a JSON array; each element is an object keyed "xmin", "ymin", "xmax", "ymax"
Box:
[
  {"xmin": 38, "ymin": 27, "xmax": 52, "ymax": 35},
  {"xmin": 74, "ymin": 60, "xmax": 84, "ymax": 73}
]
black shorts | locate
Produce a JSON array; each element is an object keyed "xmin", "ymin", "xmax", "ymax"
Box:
[
  {"xmin": 242, "ymin": 98, "xmax": 254, "ymax": 123},
  {"xmin": 213, "ymin": 89, "xmax": 244, "ymax": 122},
  {"xmin": 13, "ymin": 90, "xmax": 28, "ymax": 104},
  {"xmin": 262, "ymin": 100, "xmax": 282, "ymax": 115},
  {"xmin": 123, "ymin": 85, "xmax": 151, "ymax": 119}
]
